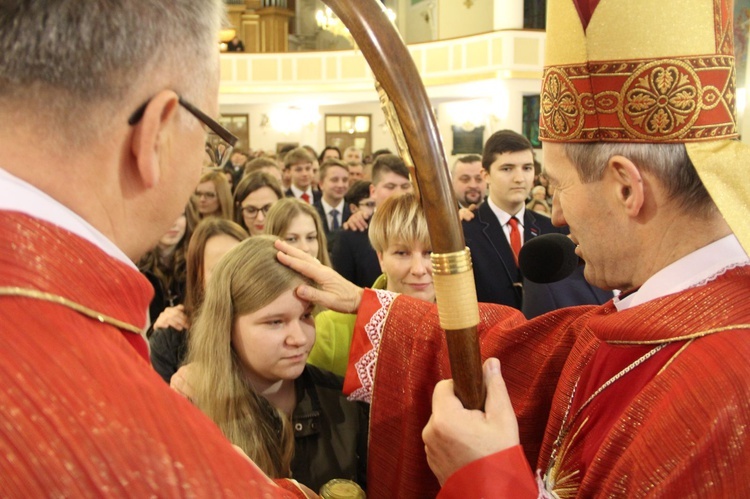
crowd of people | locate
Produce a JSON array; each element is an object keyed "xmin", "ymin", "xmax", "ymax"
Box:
[
  {"xmin": 129, "ymin": 124, "xmax": 607, "ymax": 496},
  {"xmin": 2, "ymin": 0, "xmax": 749, "ymax": 497},
  {"xmin": 135, "ymin": 120, "xmax": 667, "ymax": 495}
]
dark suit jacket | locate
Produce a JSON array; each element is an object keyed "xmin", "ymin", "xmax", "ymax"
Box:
[
  {"xmin": 285, "ymin": 188, "xmax": 322, "ymax": 205},
  {"xmin": 313, "ymin": 199, "xmax": 352, "ymax": 252},
  {"xmin": 229, "ymin": 165, "xmax": 244, "ymax": 190},
  {"xmin": 331, "ymin": 227, "xmax": 381, "ymax": 289},
  {"xmin": 462, "ymin": 202, "xmax": 612, "ymax": 316}
]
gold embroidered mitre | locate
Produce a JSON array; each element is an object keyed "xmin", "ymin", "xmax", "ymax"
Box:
[{"xmin": 540, "ymin": 0, "xmax": 750, "ymax": 255}]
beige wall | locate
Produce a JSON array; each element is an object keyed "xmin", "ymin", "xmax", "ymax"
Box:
[
  {"xmin": 220, "ymin": 101, "xmax": 397, "ymax": 156},
  {"xmin": 404, "ymin": 1, "xmax": 435, "ymax": 43},
  {"xmin": 218, "ymin": 30, "xmax": 544, "ymax": 156},
  {"xmin": 438, "ymin": 0, "xmax": 493, "ymax": 40}
]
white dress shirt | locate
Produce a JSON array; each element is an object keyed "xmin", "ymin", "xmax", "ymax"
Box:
[
  {"xmin": 614, "ymin": 234, "xmax": 749, "ymax": 311},
  {"xmin": 290, "ymin": 185, "xmax": 314, "ymax": 203},
  {"xmin": 320, "ymin": 198, "xmax": 345, "ymax": 230},
  {"xmin": 0, "ymin": 167, "xmax": 134, "ymax": 268},
  {"xmin": 486, "ymin": 197, "xmax": 526, "ymax": 245}
]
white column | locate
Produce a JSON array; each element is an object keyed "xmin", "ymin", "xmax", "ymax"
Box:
[{"xmin": 493, "ymin": 0, "xmax": 524, "ymax": 30}]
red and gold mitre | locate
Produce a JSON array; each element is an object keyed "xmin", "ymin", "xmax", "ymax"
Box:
[
  {"xmin": 540, "ymin": 0, "xmax": 750, "ymax": 254},
  {"xmin": 540, "ymin": 0, "xmax": 736, "ymax": 143}
]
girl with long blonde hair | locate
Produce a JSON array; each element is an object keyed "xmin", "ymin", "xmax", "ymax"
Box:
[
  {"xmin": 183, "ymin": 236, "xmax": 367, "ymax": 490},
  {"xmin": 187, "ymin": 169, "xmax": 234, "ymax": 232},
  {"xmin": 264, "ymin": 197, "xmax": 331, "ymax": 267},
  {"xmin": 149, "ymin": 218, "xmax": 248, "ymax": 383}
]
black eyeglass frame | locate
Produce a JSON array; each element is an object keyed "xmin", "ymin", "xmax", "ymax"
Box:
[
  {"xmin": 241, "ymin": 204, "xmax": 274, "ymax": 218},
  {"xmin": 127, "ymin": 95, "xmax": 239, "ymax": 148}
]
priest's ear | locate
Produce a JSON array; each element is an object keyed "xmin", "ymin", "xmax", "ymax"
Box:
[
  {"xmin": 607, "ymin": 155, "xmax": 645, "ymax": 217},
  {"xmin": 129, "ymin": 90, "xmax": 180, "ymax": 189}
]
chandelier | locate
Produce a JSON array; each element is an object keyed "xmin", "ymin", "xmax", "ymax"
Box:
[{"xmin": 315, "ymin": 5, "xmax": 396, "ymax": 44}]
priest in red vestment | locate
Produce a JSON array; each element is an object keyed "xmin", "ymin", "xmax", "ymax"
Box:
[
  {"xmin": 275, "ymin": 0, "xmax": 750, "ymax": 496},
  {"xmin": 0, "ymin": 2, "xmax": 308, "ymax": 496}
]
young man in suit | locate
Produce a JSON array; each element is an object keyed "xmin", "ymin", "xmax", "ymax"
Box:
[
  {"xmin": 463, "ymin": 130, "xmax": 610, "ymax": 315},
  {"xmin": 314, "ymin": 159, "xmax": 351, "ymax": 250},
  {"xmin": 283, "ymin": 147, "xmax": 321, "ymax": 204}
]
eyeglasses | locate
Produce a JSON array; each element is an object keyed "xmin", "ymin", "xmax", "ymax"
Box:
[
  {"xmin": 128, "ymin": 95, "xmax": 238, "ymax": 169},
  {"xmin": 241, "ymin": 204, "xmax": 273, "ymax": 218},
  {"xmin": 193, "ymin": 190, "xmax": 217, "ymax": 200},
  {"xmin": 358, "ymin": 201, "xmax": 376, "ymax": 209}
]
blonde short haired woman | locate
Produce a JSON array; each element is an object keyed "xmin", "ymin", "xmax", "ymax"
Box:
[{"xmin": 308, "ymin": 193, "xmax": 434, "ymax": 376}]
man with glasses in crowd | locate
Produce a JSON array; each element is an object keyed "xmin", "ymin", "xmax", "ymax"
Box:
[{"xmin": 0, "ymin": 1, "xmax": 309, "ymax": 496}]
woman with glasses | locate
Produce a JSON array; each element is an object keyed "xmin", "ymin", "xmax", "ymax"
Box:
[
  {"xmin": 187, "ymin": 170, "xmax": 234, "ymax": 232},
  {"xmin": 233, "ymin": 171, "xmax": 283, "ymax": 236},
  {"xmin": 264, "ymin": 198, "xmax": 331, "ymax": 267}
]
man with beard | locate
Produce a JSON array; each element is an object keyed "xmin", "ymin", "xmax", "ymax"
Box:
[{"xmin": 450, "ymin": 154, "xmax": 486, "ymax": 209}]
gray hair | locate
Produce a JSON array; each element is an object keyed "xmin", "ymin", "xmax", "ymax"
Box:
[
  {"xmin": 562, "ymin": 142, "xmax": 715, "ymax": 217},
  {"xmin": 0, "ymin": 0, "xmax": 223, "ymax": 143}
]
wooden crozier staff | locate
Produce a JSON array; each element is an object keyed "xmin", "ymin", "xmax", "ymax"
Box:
[{"xmin": 323, "ymin": 0, "xmax": 485, "ymax": 410}]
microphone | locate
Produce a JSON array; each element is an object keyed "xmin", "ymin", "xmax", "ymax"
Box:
[{"xmin": 519, "ymin": 233, "xmax": 579, "ymax": 284}]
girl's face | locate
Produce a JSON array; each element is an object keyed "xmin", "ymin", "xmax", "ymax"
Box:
[
  {"xmin": 158, "ymin": 214, "xmax": 187, "ymax": 248},
  {"xmin": 194, "ymin": 180, "xmax": 220, "ymax": 215},
  {"xmin": 202, "ymin": 234, "xmax": 241, "ymax": 286},
  {"xmin": 283, "ymin": 214, "xmax": 319, "ymax": 259},
  {"xmin": 241, "ymin": 187, "xmax": 280, "ymax": 236},
  {"xmin": 232, "ymin": 288, "xmax": 315, "ymax": 390},
  {"xmin": 377, "ymin": 240, "xmax": 435, "ymax": 302}
]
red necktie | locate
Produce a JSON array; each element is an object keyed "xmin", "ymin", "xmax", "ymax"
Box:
[
  {"xmin": 508, "ymin": 216, "xmax": 522, "ymax": 265},
  {"xmin": 301, "ymin": 192, "xmax": 311, "ymax": 204}
]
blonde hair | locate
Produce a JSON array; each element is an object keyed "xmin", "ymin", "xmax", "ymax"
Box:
[
  {"xmin": 186, "ymin": 236, "xmax": 312, "ymax": 478},
  {"xmin": 264, "ymin": 198, "xmax": 331, "ymax": 267},
  {"xmin": 368, "ymin": 192, "xmax": 430, "ymax": 254},
  {"xmin": 183, "ymin": 218, "xmax": 248, "ymax": 318},
  {"xmin": 283, "ymin": 147, "xmax": 314, "ymax": 169},
  {"xmin": 187, "ymin": 170, "xmax": 235, "ymax": 232}
]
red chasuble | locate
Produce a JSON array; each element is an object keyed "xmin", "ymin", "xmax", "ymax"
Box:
[
  {"xmin": 349, "ymin": 267, "xmax": 750, "ymax": 498},
  {"xmin": 0, "ymin": 212, "xmax": 304, "ymax": 497}
]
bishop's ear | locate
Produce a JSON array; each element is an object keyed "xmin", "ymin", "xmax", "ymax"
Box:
[
  {"xmin": 129, "ymin": 90, "xmax": 180, "ymax": 189},
  {"xmin": 607, "ymin": 155, "xmax": 644, "ymax": 217}
]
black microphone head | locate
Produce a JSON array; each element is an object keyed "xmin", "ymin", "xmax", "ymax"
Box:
[{"xmin": 519, "ymin": 233, "xmax": 579, "ymax": 284}]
